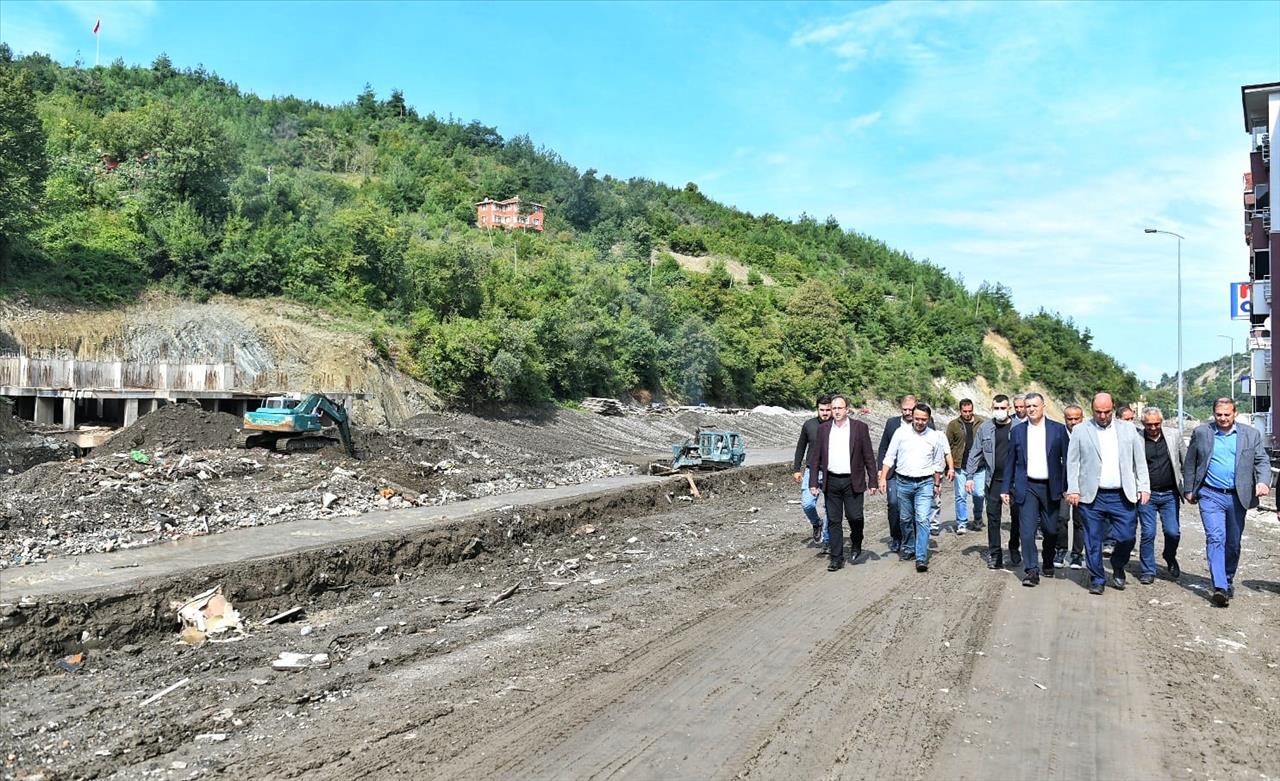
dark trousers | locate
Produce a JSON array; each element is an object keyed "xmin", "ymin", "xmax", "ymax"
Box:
[
  {"xmin": 1017, "ymin": 481, "xmax": 1059, "ymax": 573},
  {"xmin": 886, "ymin": 475, "xmax": 902, "ymax": 542},
  {"xmin": 1056, "ymin": 500, "xmax": 1084, "ymax": 555},
  {"xmin": 825, "ymin": 474, "xmax": 866, "ymax": 562},
  {"xmin": 985, "ymin": 487, "xmax": 1021, "ymax": 554},
  {"xmin": 1079, "ymin": 489, "xmax": 1138, "ymax": 586}
]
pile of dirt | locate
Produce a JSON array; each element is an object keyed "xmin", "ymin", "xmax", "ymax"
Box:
[
  {"xmin": 0, "ymin": 400, "xmax": 75, "ymax": 476},
  {"xmin": 106, "ymin": 402, "xmax": 243, "ymax": 452}
]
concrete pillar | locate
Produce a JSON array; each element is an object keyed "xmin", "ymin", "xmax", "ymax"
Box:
[
  {"xmin": 123, "ymin": 398, "xmax": 139, "ymax": 427},
  {"xmin": 97, "ymin": 398, "xmax": 106, "ymax": 419},
  {"xmin": 34, "ymin": 398, "xmax": 56, "ymax": 425},
  {"xmin": 62, "ymin": 398, "xmax": 76, "ymax": 431}
]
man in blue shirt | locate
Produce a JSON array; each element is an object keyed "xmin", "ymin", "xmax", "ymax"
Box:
[{"xmin": 1182, "ymin": 398, "xmax": 1272, "ymax": 607}]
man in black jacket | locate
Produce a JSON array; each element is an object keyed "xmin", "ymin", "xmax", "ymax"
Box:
[
  {"xmin": 878, "ymin": 395, "xmax": 936, "ymax": 553},
  {"xmin": 809, "ymin": 394, "xmax": 880, "ymax": 570},
  {"xmin": 793, "ymin": 394, "xmax": 833, "ymax": 548}
]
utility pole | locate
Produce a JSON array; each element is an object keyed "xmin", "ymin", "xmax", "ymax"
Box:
[{"xmin": 1145, "ymin": 228, "xmax": 1186, "ymax": 433}]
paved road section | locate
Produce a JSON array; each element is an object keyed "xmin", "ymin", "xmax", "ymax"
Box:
[{"xmin": 0, "ymin": 448, "xmax": 794, "ymax": 599}]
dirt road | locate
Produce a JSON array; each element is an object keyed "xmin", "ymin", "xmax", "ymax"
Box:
[{"xmin": 3, "ymin": 468, "xmax": 1278, "ymax": 781}]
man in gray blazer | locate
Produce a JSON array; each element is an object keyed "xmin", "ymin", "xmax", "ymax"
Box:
[
  {"xmin": 1066, "ymin": 393, "xmax": 1150, "ymax": 594},
  {"xmin": 1182, "ymin": 397, "xmax": 1271, "ymax": 607},
  {"xmin": 965, "ymin": 394, "xmax": 1021, "ymax": 569},
  {"xmin": 1138, "ymin": 407, "xmax": 1185, "ymax": 583}
]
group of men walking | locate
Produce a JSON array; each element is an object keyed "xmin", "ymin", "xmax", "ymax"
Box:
[{"xmin": 792, "ymin": 392, "xmax": 1271, "ymax": 606}]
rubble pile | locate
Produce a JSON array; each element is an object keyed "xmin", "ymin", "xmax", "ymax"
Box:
[
  {"xmin": 107, "ymin": 401, "xmax": 243, "ymax": 452},
  {"xmin": 0, "ymin": 409, "xmax": 638, "ymax": 568},
  {"xmin": 0, "ymin": 400, "xmax": 74, "ymax": 475}
]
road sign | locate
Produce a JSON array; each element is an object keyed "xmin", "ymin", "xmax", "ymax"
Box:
[{"xmin": 1231, "ymin": 282, "xmax": 1253, "ymax": 320}]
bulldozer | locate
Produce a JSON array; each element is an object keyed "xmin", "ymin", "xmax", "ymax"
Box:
[
  {"xmin": 649, "ymin": 429, "xmax": 746, "ymax": 475},
  {"xmin": 239, "ymin": 393, "xmax": 357, "ymax": 458}
]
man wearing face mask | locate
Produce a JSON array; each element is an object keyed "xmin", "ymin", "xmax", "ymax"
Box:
[
  {"xmin": 967, "ymin": 395, "xmax": 1021, "ymax": 570},
  {"xmin": 1055, "ymin": 405, "xmax": 1087, "ymax": 570},
  {"xmin": 877, "ymin": 395, "xmax": 935, "ymax": 554},
  {"xmin": 1002, "ymin": 393, "xmax": 1069, "ymax": 586},
  {"xmin": 1066, "ymin": 393, "xmax": 1150, "ymax": 595},
  {"xmin": 809, "ymin": 394, "xmax": 880, "ymax": 571},
  {"xmin": 880, "ymin": 403, "xmax": 948, "ymax": 572},
  {"xmin": 793, "ymin": 394, "xmax": 833, "ymax": 549}
]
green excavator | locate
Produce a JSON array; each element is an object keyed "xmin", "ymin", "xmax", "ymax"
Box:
[{"xmin": 239, "ymin": 393, "xmax": 357, "ymax": 457}]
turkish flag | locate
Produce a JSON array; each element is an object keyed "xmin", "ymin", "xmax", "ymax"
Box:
[{"xmin": 93, "ymin": 19, "xmax": 100, "ymax": 35}]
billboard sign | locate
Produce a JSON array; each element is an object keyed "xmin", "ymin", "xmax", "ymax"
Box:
[{"xmin": 1231, "ymin": 282, "xmax": 1253, "ymax": 320}]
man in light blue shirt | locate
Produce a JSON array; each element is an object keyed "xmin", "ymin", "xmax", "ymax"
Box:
[{"xmin": 1182, "ymin": 398, "xmax": 1272, "ymax": 607}]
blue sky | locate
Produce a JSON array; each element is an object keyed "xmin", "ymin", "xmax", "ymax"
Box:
[{"xmin": 4, "ymin": 0, "xmax": 1279, "ymax": 382}]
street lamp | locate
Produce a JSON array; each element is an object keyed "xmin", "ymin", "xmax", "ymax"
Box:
[
  {"xmin": 1145, "ymin": 228, "xmax": 1185, "ymax": 434},
  {"xmin": 1218, "ymin": 334, "xmax": 1235, "ymax": 401}
]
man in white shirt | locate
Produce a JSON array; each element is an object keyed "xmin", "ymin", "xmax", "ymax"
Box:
[
  {"xmin": 879, "ymin": 403, "xmax": 947, "ymax": 573},
  {"xmin": 1066, "ymin": 393, "xmax": 1150, "ymax": 594},
  {"xmin": 1000, "ymin": 393, "xmax": 1069, "ymax": 587}
]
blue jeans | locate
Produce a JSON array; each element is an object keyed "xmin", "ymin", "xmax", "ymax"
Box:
[
  {"xmin": 1079, "ymin": 489, "xmax": 1138, "ymax": 586},
  {"xmin": 954, "ymin": 469, "xmax": 985, "ymax": 527},
  {"xmin": 1197, "ymin": 487, "xmax": 1247, "ymax": 590},
  {"xmin": 800, "ymin": 467, "xmax": 827, "ymax": 543},
  {"xmin": 1138, "ymin": 490, "xmax": 1181, "ymax": 577},
  {"xmin": 897, "ymin": 478, "xmax": 935, "ymax": 563}
]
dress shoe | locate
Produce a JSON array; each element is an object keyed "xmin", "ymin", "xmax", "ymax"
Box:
[
  {"xmin": 1069, "ymin": 553, "xmax": 1084, "ymax": 570},
  {"xmin": 827, "ymin": 558, "xmax": 844, "ymax": 572},
  {"xmin": 1010, "ymin": 549, "xmax": 1022, "ymax": 567},
  {"xmin": 1110, "ymin": 575, "xmax": 1126, "ymax": 591},
  {"xmin": 987, "ymin": 550, "xmax": 1003, "ymax": 570},
  {"xmin": 1166, "ymin": 558, "xmax": 1181, "ymax": 580},
  {"xmin": 850, "ymin": 547, "xmax": 863, "ymax": 563},
  {"xmin": 811, "ymin": 526, "xmax": 821, "ymax": 544},
  {"xmin": 969, "ymin": 520, "xmax": 984, "ymax": 531},
  {"xmin": 1088, "ymin": 582, "xmax": 1106, "ymax": 595},
  {"xmin": 1211, "ymin": 588, "xmax": 1230, "ymax": 607},
  {"xmin": 1043, "ymin": 565, "xmax": 1055, "ymax": 577},
  {"xmin": 1139, "ymin": 574, "xmax": 1155, "ymax": 585},
  {"xmin": 1022, "ymin": 571, "xmax": 1040, "ymax": 587},
  {"xmin": 899, "ymin": 551, "xmax": 916, "ymax": 562},
  {"xmin": 916, "ymin": 562, "xmax": 928, "ymax": 573}
]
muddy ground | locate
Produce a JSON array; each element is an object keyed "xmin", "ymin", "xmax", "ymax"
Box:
[
  {"xmin": 0, "ymin": 405, "xmax": 803, "ymax": 568},
  {"xmin": 2, "ymin": 461, "xmax": 1277, "ymax": 781}
]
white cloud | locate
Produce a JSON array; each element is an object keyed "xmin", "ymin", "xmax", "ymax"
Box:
[
  {"xmin": 791, "ymin": 1, "xmax": 985, "ymax": 68},
  {"xmin": 844, "ymin": 111, "xmax": 882, "ymax": 132}
]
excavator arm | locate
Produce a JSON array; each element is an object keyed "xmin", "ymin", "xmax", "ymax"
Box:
[{"xmin": 312, "ymin": 395, "xmax": 357, "ymax": 459}]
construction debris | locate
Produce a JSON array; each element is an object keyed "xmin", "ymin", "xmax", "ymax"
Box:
[
  {"xmin": 581, "ymin": 398, "xmax": 626, "ymax": 416},
  {"xmin": 272, "ymin": 652, "xmax": 331, "ymax": 671},
  {"xmin": 260, "ymin": 606, "xmax": 304, "ymax": 626},
  {"xmin": 174, "ymin": 584, "xmax": 244, "ymax": 644},
  {"xmin": 140, "ymin": 677, "xmax": 191, "ymax": 706},
  {"xmin": 56, "ymin": 652, "xmax": 84, "ymax": 673}
]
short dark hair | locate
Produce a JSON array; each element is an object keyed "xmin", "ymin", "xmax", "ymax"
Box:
[
  {"xmin": 993, "ymin": 394, "xmax": 1010, "ymax": 404},
  {"xmin": 816, "ymin": 394, "xmax": 833, "ymax": 406},
  {"xmin": 1213, "ymin": 397, "xmax": 1237, "ymax": 411},
  {"xmin": 958, "ymin": 398, "xmax": 973, "ymax": 409},
  {"xmin": 913, "ymin": 402, "xmax": 932, "ymax": 417}
]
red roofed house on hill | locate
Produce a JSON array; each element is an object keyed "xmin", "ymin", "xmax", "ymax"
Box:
[{"xmin": 475, "ymin": 197, "xmax": 546, "ymax": 232}]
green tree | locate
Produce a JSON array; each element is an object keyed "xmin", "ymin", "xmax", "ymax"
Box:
[{"xmin": 0, "ymin": 62, "xmax": 48, "ymax": 265}]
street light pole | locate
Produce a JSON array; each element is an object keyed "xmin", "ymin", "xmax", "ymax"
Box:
[
  {"xmin": 1218, "ymin": 334, "xmax": 1235, "ymax": 401},
  {"xmin": 1145, "ymin": 228, "xmax": 1186, "ymax": 434}
]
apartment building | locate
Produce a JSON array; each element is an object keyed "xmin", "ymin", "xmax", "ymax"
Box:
[
  {"xmin": 475, "ymin": 197, "xmax": 546, "ymax": 232},
  {"xmin": 1242, "ymin": 81, "xmax": 1279, "ymax": 446}
]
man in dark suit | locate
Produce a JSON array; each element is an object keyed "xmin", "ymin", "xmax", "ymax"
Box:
[
  {"xmin": 792, "ymin": 394, "xmax": 833, "ymax": 548},
  {"xmin": 1001, "ymin": 392, "xmax": 1069, "ymax": 587},
  {"xmin": 1182, "ymin": 397, "xmax": 1272, "ymax": 607},
  {"xmin": 877, "ymin": 394, "xmax": 935, "ymax": 553},
  {"xmin": 810, "ymin": 394, "xmax": 880, "ymax": 571}
]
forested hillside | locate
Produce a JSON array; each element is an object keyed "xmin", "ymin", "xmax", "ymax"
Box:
[
  {"xmin": 1146, "ymin": 352, "xmax": 1249, "ymax": 421},
  {"xmin": 0, "ymin": 48, "xmax": 1140, "ymax": 407}
]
